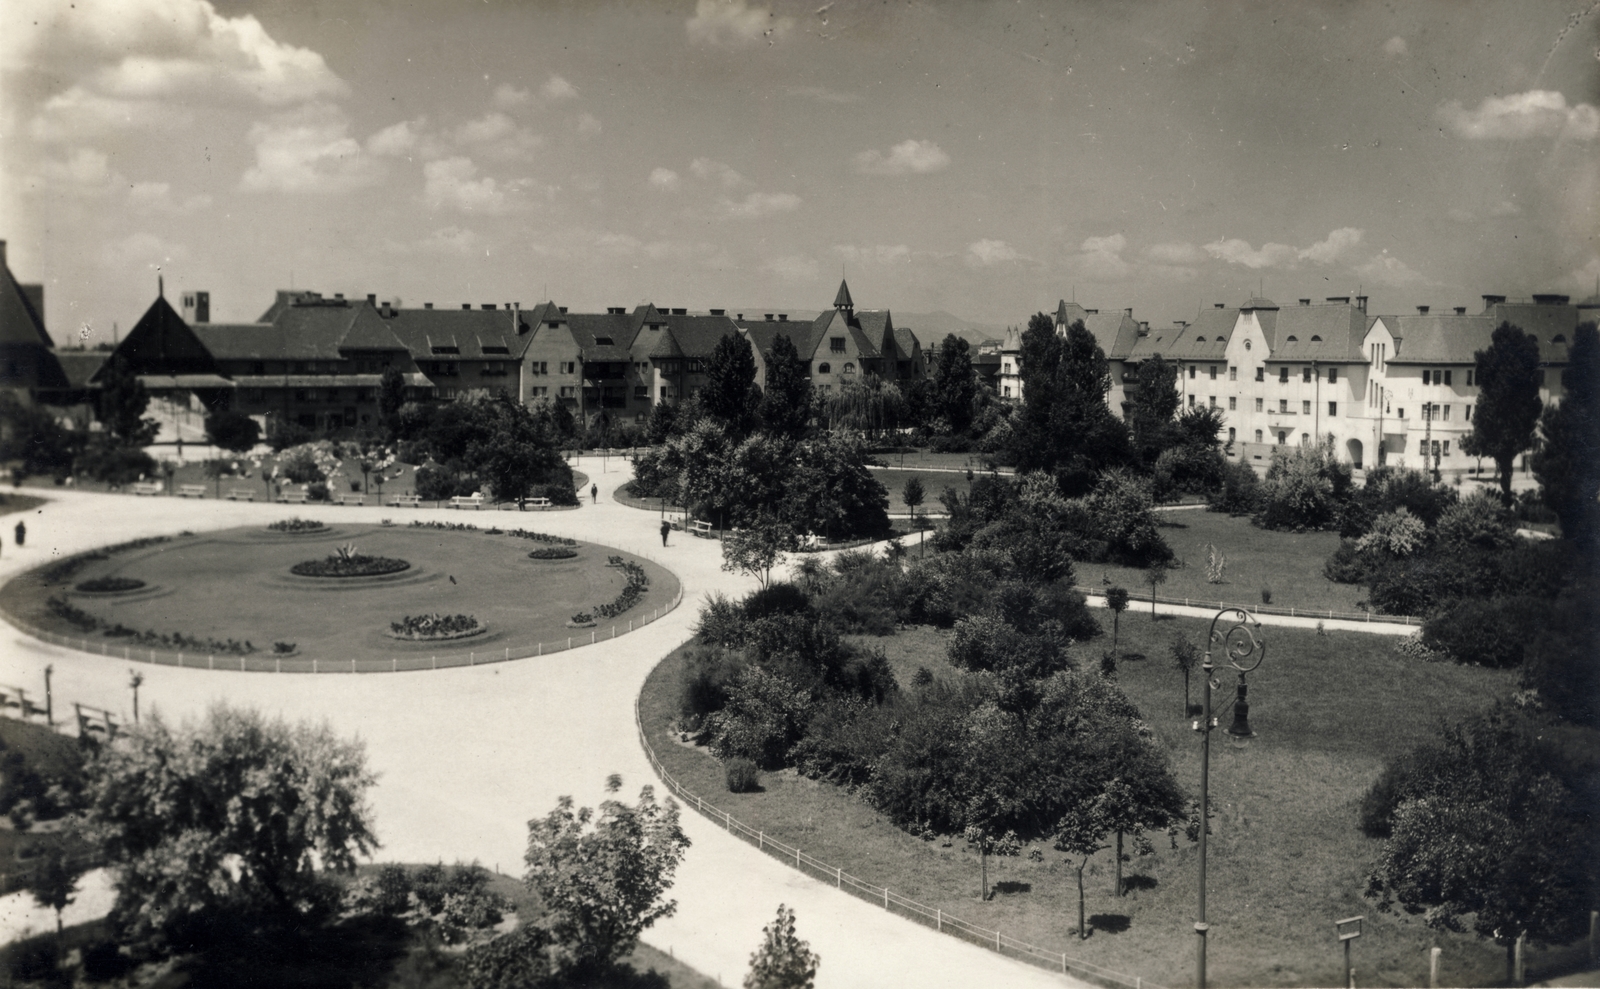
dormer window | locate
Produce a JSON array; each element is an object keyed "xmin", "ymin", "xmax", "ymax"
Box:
[
  {"xmin": 1285, "ymin": 335, "xmax": 1298, "ymax": 343},
  {"xmin": 431, "ymin": 345, "xmax": 459, "ymax": 355},
  {"xmin": 1553, "ymin": 334, "xmax": 1567, "ymax": 344},
  {"xmin": 594, "ymin": 337, "xmax": 614, "ymax": 346},
  {"xmin": 843, "ymin": 362, "xmax": 856, "ymax": 374},
  {"xmin": 481, "ymin": 345, "xmax": 509, "ymax": 355}
]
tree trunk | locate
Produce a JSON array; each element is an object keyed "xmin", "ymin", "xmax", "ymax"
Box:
[
  {"xmin": 1183, "ymin": 671, "xmax": 1191, "ymax": 717},
  {"xmin": 1114, "ymin": 831, "xmax": 1123, "ymax": 897},
  {"xmin": 1506, "ymin": 939, "xmax": 1516, "ymax": 985},
  {"xmin": 1497, "ymin": 455, "xmax": 1515, "ymax": 505},
  {"xmin": 1077, "ymin": 864, "xmax": 1087, "ymax": 939},
  {"xmin": 1111, "ymin": 613, "xmax": 1119, "ymax": 656},
  {"xmin": 980, "ymin": 845, "xmax": 988, "ymax": 901}
]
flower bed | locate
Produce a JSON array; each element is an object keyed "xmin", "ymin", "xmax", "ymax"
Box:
[
  {"xmin": 574, "ymin": 558, "xmax": 650, "ymax": 624},
  {"xmin": 74, "ymin": 576, "xmax": 146, "ymax": 593},
  {"xmin": 39, "ymin": 535, "xmax": 173, "ymax": 585},
  {"xmin": 291, "ymin": 543, "xmax": 409, "ymax": 578},
  {"xmin": 268, "ymin": 517, "xmax": 327, "ymax": 533},
  {"xmin": 387, "ymin": 613, "xmax": 485, "ymax": 641},
  {"xmin": 529, "ymin": 547, "xmax": 578, "ymax": 560},
  {"xmin": 46, "ymin": 596, "xmax": 258, "ymax": 655}
]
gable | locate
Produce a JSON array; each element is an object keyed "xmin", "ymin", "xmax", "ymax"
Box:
[{"xmin": 104, "ymin": 296, "xmax": 220, "ymax": 377}]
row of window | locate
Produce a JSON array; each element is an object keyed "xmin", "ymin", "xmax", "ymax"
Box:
[
  {"xmin": 815, "ymin": 362, "xmax": 856, "ymax": 375},
  {"xmin": 1192, "ymin": 364, "xmax": 1341, "ymax": 384}
]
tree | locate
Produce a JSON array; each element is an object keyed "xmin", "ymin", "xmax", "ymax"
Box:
[
  {"xmin": 378, "ymin": 367, "xmax": 406, "ymax": 436},
  {"xmin": 1105, "ymin": 587, "xmax": 1129, "ymax": 658},
  {"xmin": 97, "ymin": 355, "xmax": 159, "ymax": 447},
  {"xmin": 204, "ymin": 410, "xmax": 260, "ymax": 454},
  {"xmin": 962, "ymin": 824, "xmax": 1020, "ymax": 902},
  {"xmin": 1470, "ymin": 321, "xmax": 1543, "ymax": 504},
  {"xmin": 903, "ymin": 476, "xmax": 925, "ymax": 553},
  {"xmin": 1128, "ymin": 355, "xmax": 1181, "ymax": 465},
  {"xmin": 1011, "ymin": 317, "xmax": 1133, "ymax": 496},
  {"xmin": 1171, "ymin": 634, "xmax": 1199, "ymax": 716},
  {"xmin": 646, "ymin": 400, "xmax": 680, "ymax": 445},
  {"xmin": 760, "ymin": 334, "xmax": 814, "ymax": 440},
  {"xmin": 745, "ymin": 904, "xmax": 820, "ymax": 989},
  {"xmin": 1143, "ymin": 564, "xmax": 1168, "ymax": 619},
  {"xmin": 1053, "ymin": 800, "xmax": 1110, "ymax": 939},
  {"xmin": 0, "ymin": 393, "xmax": 81, "ymax": 479},
  {"xmin": 463, "ymin": 395, "xmax": 568, "ymax": 505},
  {"xmin": 28, "ymin": 843, "xmax": 81, "ymax": 935},
  {"xmin": 722, "ymin": 513, "xmax": 800, "ymax": 587},
  {"xmin": 521, "ymin": 778, "xmax": 690, "ymax": 976},
  {"xmin": 1531, "ymin": 321, "xmax": 1600, "ymax": 544},
  {"xmin": 82, "ymin": 704, "xmax": 377, "ymax": 955},
  {"xmin": 932, "ymin": 334, "xmax": 977, "ymax": 435},
  {"xmin": 703, "ymin": 333, "xmax": 761, "ymax": 438}
]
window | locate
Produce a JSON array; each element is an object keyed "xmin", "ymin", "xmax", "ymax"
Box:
[
  {"xmin": 559, "ymin": 385, "xmax": 576, "ymax": 398},
  {"xmin": 1443, "ymin": 441, "xmax": 1451, "ymax": 456},
  {"xmin": 560, "ymin": 361, "xmax": 576, "ymax": 374},
  {"xmin": 1444, "ymin": 370, "xmax": 1453, "ymax": 386},
  {"xmin": 431, "ymin": 345, "xmax": 460, "ymax": 355},
  {"xmin": 1254, "ymin": 430, "xmax": 1263, "ymax": 443},
  {"xmin": 830, "ymin": 337, "xmax": 846, "ymax": 353},
  {"xmin": 1189, "ymin": 365, "xmax": 1197, "ymax": 379},
  {"xmin": 1229, "ymin": 366, "xmax": 1238, "ymax": 381},
  {"xmin": 532, "ymin": 361, "xmax": 548, "ymax": 375},
  {"xmin": 1278, "ymin": 431, "xmax": 1287, "ymax": 445},
  {"xmin": 1003, "ymin": 385, "xmax": 1012, "ymax": 397},
  {"xmin": 1188, "ymin": 394, "xmax": 1196, "ymax": 407},
  {"xmin": 1229, "ymin": 396, "xmax": 1237, "ymax": 411},
  {"xmin": 1279, "ymin": 367, "xmax": 1289, "ymax": 383},
  {"xmin": 1310, "ymin": 335, "xmax": 1322, "ymax": 342},
  {"xmin": 528, "ymin": 386, "xmax": 548, "ymax": 398},
  {"xmin": 1254, "ymin": 397, "xmax": 1263, "ymax": 412},
  {"xmin": 1256, "ymin": 367, "xmax": 1265, "ymax": 382},
  {"xmin": 1245, "ymin": 339, "xmax": 1252, "ymax": 351},
  {"xmin": 817, "ymin": 362, "xmax": 831, "ymax": 374},
  {"xmin": 1279, "ymin": 399, "xmax": 1289, "ymax": 413},
  {"xmin": 1209, "ymin": 366, "xmax": 1218, "ymax": 380},
  {"xmin": 1228, "ymin": 427, "xmax": 1236, "ymax": 443},
  {"xmin": 1328, "ymin": 367, "xmax": 1338, "ymax": 383},
  {"xmin": 1443, "ymin": 405, "xmax": 1451, "ymax": 421},
  {"xmin": 1209, "ymin": 396, "xmax": 1217, "ymax": 408},
  {"xmin": 659, "ymin": 387, "xmax": 668, "ymax": 401},
  {"xmin": 1302, "ymin": 367, "xmax": 1312, "ymax": 383},
  {"xmin": 633, "ymin": 386, "xmax": 648, "ymax": 399},
  {"xmin": 1553, "ymin": 334, "xmax": 1568, "ymax": 344},
  {"xmin": 1466, "ymin": 404, "xmax": 1473, "ymax": 421},
  {"xmin": 1286, "ymin": 335, "xmax": 1299, "ymax": 343},
  {"xmin": 842, "ymin": 362, "xmax": 856, "ymax": 374},
  {"xmin": 1467, "ymin": 370, "xmax": 1475, "ymax": 386},
  {"xmin": 1302, "ymin": 400, "xmax": 1312, "ymax": 415},
  {"xmin": 1328, "ymin": 401, "xmax": 1338, "ymax": 417},
  {"xmin": 1301, "ymin": 433, "xmax": 1310, "ymax": 445}
]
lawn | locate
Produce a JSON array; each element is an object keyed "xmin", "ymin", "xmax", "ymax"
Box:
[
  {"xmin": 1093, "ymin": 509, "xmax": 1362, "ymax": 615},
  {"xmin": 638, "ymin": 616, "xmax": 1600, "ymax": 988},
  {"xmin": 0, "ymin": 493, "xmax": 45, "ymax": 519},
  {"xmin": 868, "ymin": 467, "xmax": 986, "ymax": 515},
  {"xmin": 870, "ymin": 449, "xmax": 1013, "ymax": 473}
]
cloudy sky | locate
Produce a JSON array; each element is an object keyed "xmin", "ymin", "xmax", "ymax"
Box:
[{"xmin": 2, "ymin": 0, "xmax": 1596, "ymax": 345}]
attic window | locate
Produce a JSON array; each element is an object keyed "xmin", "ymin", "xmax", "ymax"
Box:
[
  {"xmin": 481, "ymin": 345, "xmax": 510, "ymax": 355},
  {"xmin": 594, "ymin": 337, "xmax": 614, "ymax": 346},
  {"xmin": 1244, "ymin": 340, "xmax": 1252, "ymax": 351},
  {"xmin": 1310, "ymin": 335, "xmax": 1322, "ymax": 342},
  {"xmin": 431, "ymin": 346, "xmax": 460, "ymax": 355},
  {"xmin": 649, "ymin": 323, "xmax": 662, "ymax": 331},
  {"xmin": 547, "ymin": 321, "xmax": 561, "ymax": 328},
  {"xmin": 1285, "ymin": 335, "xmax": 1298, "ymax": 343}
]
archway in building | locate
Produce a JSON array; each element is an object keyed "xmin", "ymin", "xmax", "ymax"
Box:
[{"xmin": 1346, "ymin": 438, "xmax": 1364, "ymax": 470}]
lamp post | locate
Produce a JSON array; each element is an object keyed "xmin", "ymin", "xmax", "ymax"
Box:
[
  {"xmin": 128, "ymin": 669, "xmax": 143, "ymax": 724},
  {"xmin": 43, "ymin": 665, "xmax": 52, "ymax": 727},
  {"xmin": 1193, "ymin": 607, "xmax": 1267, "ymax": 989}
]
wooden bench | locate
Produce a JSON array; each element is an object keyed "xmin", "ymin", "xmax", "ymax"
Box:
[
  {"xmin": 277, "ymin": 490, "xmax": 309, "ymax": 504},
  {"xmin": 336, "ymin": 494, "xmax": 368, "ymax": 506},
  {"xmin": 226, "ymin": 489, "xmax": 255, "ymax": 501},
  {"xmin": 527, "ymin": 497, "xmax": 552, "ymax": 510},
  {"xmin": 387, "ymin": 494, "xmax": 423, "ymax": 508},
  {"xmin": 449, "ymin": 493, "xmax": 485, "ymax": 510},
  {"xmin": 688, "ymin": 519, "xmax": 715, "ymax": 538},
  {"xmin": 130, "ymin": 482, "xmax": 162, "ymax": 496},
  {"xmin": 177, "ymin": 484, "xmax": 207, "ymax": 498}
]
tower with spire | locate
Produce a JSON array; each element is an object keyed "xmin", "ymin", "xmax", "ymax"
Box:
[{"xmin": 833, "ymin": 278, "xmax": 854, "ymax": 318}]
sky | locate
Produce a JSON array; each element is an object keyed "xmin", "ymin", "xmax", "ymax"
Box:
[{"xmin": 2, "ymin": 0, "xmax": 1597, "ymax": 347}]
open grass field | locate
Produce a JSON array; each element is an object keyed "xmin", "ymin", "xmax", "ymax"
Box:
[
  {"xmin": 868, "ymin": 467, "xmax": 981, "ymax": 515},
  {"xmin": 0, "ymin": 494, "xmax": 45, "ymax": 519},
  {"xmin": 0, "ymin": 523, "xmax": 676, "ymax": 665},
  {"xmin": 869, "ymin": 450, "xmax": 1012, "ymax": 473},
  {"xmin": 1093, "ymin": 509, "xmax": 1361, "ymax": 615},
  {"xmin": 640, "ymin": 617, "xmax": 1599, "ymax": 987}
]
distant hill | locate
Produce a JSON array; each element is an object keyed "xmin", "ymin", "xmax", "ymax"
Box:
[{"xmin": 727, "ymin": 307, "xmax": 1004, "ymax": 348}]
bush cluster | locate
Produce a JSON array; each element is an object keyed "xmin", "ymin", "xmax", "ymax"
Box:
[
  {"xmin": 342, "ymin": 861, "xmax": 510, "ymax": 946},
  {"xmin": 74, "ymin": 576, "xmax": 146, "ymax": 593},
  {"xmin": 591, "ymin": 560, "xmax": 650, "ymax": 621},
  {"xmin": 389, "ymin": 613, "xmax": 483, "ymax": 640},
  {"xmin": 528, "ymin": 546, "xmax": 577, "ymax": 560},
  {"xmin": 266, "ymin": 517, "xmax": 326, "ymax": 533},
  {"xmin": 48, "ymin": 596, "xmax": 259, "ymax": 655}
]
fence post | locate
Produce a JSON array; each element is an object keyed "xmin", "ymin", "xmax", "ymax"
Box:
[
  {"xmin": 796, "ymin": 846, "xmax": 800, "ymax": 869},
  {"xmin": 314, "ymin": 658, "xmax": 318, "ymax": 673},
  {"xmin": 470, "ymin": 652, "xmax": 474, "ymax": 665},
  {"xmin": 836, "ymin": 867, "xmax": 841, "ymax": 888},
  {"xmin": 725, "ymin": 811, "xmax": 731, "ymax": 831},
  {"xmin": 884, "ymin": 887, "xmax": 888, "ymax": 908},
  {"xmin": 1429, "ymin": 947, "xmax": 1441, "ymax": 988},
  {"xmin": 936, "ymin": 909, "xmax": 941, "ymax": 932},
  {"xmin": 759, "ymin": 831, "xmax": 763, "ymax": 850}
]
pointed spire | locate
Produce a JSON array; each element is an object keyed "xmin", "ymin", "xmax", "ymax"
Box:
[
  {"xmin": 1055, "ymin": 299, "xmax": 1069, "ymax": 324},
  {"xmin": 158, "ymin": 273, "xmax": 164, "ymax": 298},
  {"xmin": 834, "ymin": 279, "xmax": 854, "ymax": 312}
]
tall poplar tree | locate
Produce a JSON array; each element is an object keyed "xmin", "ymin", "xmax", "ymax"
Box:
[{"xmin": 1468, "ymin": 322, "xmax": 1542, "ymax": 503}]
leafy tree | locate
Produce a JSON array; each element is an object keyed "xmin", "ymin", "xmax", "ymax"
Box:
[
  {"xmin": 646, "ymin": 399, "xmax": 680, "ymax": 445},
  {"xmin": 722, "ymin": 513, "xmax": 800, "ymax": 587},
  {"xmin": 745, "ymin": 904, "xmax": 820, "ymax": 989},
  {"xmin": 1128, "ymin": 355, "xmax": 1181, "ymax": 465},
  {"xmin": 520, "ymin": 778, "xmax": 690, "ymax": 976},
  {"xmin": 1105, "ymin": 587, "xmax": 1129, "ymax": 658},
  {"xmin": 1171, "ymin": 634, "xmax": 1199, "ymax": 716},
  {"xmin": 28, "ymin": 844, "xmax": 81, "ymax": 935},
  {"xmin": 703, "ymin": 333, "xmax": 761, "ymax": 438},
  {"xmin": 203, "ymin": 410, "xmax": 260, "ymax": 453},
  {"xmin": 1053, "ymin": 800, "xmax": 1110, "ymax": 939},
  {"xmin": 378, "ymin": 366, "xmax": 406, "ymax": 435},
  {"xmin": 963, "ymin": 824, "xmax": 1020, "ymax": 902},
  {"xmin": 1531, "ymin": 322, "xmax": 1600, "ymax": 543},
  {"xmin": 931, "ymin": 334, "xmax": 977, "ymax": 435},
  {"xmin": 1143, "ymin": 564, "xmax": 1168, "ymax": 619},
  {"xmin": 759, "ymin": 334, "xmax": 813, "ymax": 440},
  {"xmin": 1255, "ymin": 437, "xmax": 1352, "ymax": 531},
  {"xmin": 74, "ymin": 437, "xmax": 156, "ymax": 485},
  {"xmin": 1469, "ymin": 321, "xmax": 1543, "ymax": 503},
  {"xmin": 97, "ymin": 355, "xmax": 159, "ymax": 447},
  {"xmin": 81, "ymin": 704, "xmax": 378, "ymax": 956},
  {"xmin": 902, "ymin": 476, "xmax": 925, "ymax": 527},
  {"xmin": 463, "ymin": 394, "xmax": 569, "ymax": 505},
  {"xmin": 1011, "ymin": 316, "xmax": 1133, "ymax": 496},
  {"xmin": 0, "ymin": 393, "xmax": 81, "ymax": 479}
]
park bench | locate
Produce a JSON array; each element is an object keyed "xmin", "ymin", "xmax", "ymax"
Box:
[
  {"xmin": 335, "ymin": 493, "xmax": 369, "ymax": 506},
  {"xmin": 387, "ymin": 494, "xmax": 423, "ymax": 508},
  {"xmin": 277, "ymin": 489, "xmax": 309, "ymax": 504},
  {"xmin": 688, "ymin": 519, "xmax": 715, "ymax": 538},
  {"xmin": 130, "ymin": 482, "xmax": 162, "ymax": 496},
  {"xmin": 177, "ymin": 484, "xmax": 207, "ymax": 498},
  {"xmin": 449, "ymin": 493, "xmax": 485, "ymax": 510},
  {"xmin": 225, "ymin": 489, "xmax": 255, "ymax": 501},
  {"xmin": 527, "ymin": 497, "xmax": 552, "ymax": 510}
]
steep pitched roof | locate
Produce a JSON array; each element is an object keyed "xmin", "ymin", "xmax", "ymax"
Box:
[
  {"xmin": 1486, "ymin": 302, "xmax": 1577, "ymax": 363},
  {"xmin": 661, "ymin": 313, "xmax": 742, "ymax": 359},
  {"xmin": 834, "ymin": 279, "xmax": 854, "ymax": 310},
  {"xmin": 105, "ymin": 295, "xmax": 221, "ymax": 377},
  {"xmin": 381, "ymin": 304, "xmax": 538, "ymax": 359},
  {"xmin": 52, "ymin": 351, "xmax": 109, "ymax": 389},
  {"xmin": 1263, "ymin": 303, "xmax": 1368, "ymax": 363},
  {"xmin": 0, "ymin": 260, "xmax": 52, "ymax": 351},
  {"xmin": 1383, "ymin": 314, "xmax": 1495, "ymax": 365},
  {"xmin": 892, "ymin": 326, "xmax": 922, "ymax": 363}
]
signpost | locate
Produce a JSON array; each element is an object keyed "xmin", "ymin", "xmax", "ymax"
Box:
[{"xmin": 1337, "ymin": 915, "xmax": 1364, "ymax": 989}]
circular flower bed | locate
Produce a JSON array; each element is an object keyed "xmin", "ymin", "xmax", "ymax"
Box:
[
  {"xmin": 387, "ymin": 613, "xmax": 485, "ymax": 641},
  {"xmin": 291, "ymin": 543, "xmax": 409, "ymax": 578},
  {"xmin": 268, "ymin": 517, "xmax": 327, "ymax": 533},
  {"xmin": 528, "ymin": 547, "xmax": 578, "ymax": 560},
  {"xmin": 74, "ymin": 576, "xmax": 146, "ymax": 593}
]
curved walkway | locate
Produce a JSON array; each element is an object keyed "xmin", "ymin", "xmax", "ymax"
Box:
[{"xmin": 0, "ymin": 459, "xmax": 1088, "ymax": 989}]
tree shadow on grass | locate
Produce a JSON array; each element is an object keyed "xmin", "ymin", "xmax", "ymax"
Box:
[
  {"xmin": 1121, "ymin": 874, "xmax": 1159, "ymax": 893},
  {"xmin": 157, "ymin": 915, "xmax": 414, "ymax": 989},
  {"xmin": 1157, "ymin": 520, "xmax": 1190, "ymax": 529},
  {"xmin": 1088, "ymin": 914, "xmax": 1132, "ymax": 934},
  {"xmin": 992, "ymin": 881, "xmax": 1031, "ymax": 896}
]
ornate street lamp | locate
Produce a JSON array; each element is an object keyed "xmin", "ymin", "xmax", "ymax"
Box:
[{"xmin": 1193, "ymin": 607, "xmax": 1266, "ymax": 989}]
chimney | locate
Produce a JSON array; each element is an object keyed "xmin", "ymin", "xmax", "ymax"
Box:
[
  {"xmin": 778, "ymin": 314, "xmax": 788, "ymax": 321},
  {"xmin": 380, "ymin": 301, "xmax": 394, "ymax": 318},
  {"xmin": 482, "ymin": 304, "xmax": 497, "ymax": 310},
  {"xmin": 462, "ymin": 303, "xmax": 471, "ymax": 310},
  {"xmin": 1454, "ymin": 306, "xmax": 1466, "ymax": 315},
  {"xmin": 1214, "ymin": 303, "xmax": 1225, "ymax": 309},
  {"xmin": 1125, "ymin": 307, "xmax": 1133, "ymax": 316},
  {"xmin": 1299, "ymin": 299, "xmax": 1311, "ymax": 306},
  {"xmin": 1326, "ymin": 296, "xmax": 1350, "ymax": 305},
  {"xmin": 1416, "ymin": 305, "xmax": 1430, "ymax": 314},
  {"xmin": 1356, "ymin": 295, "xmax": 1368, "ymax": 313},
  {"xmin": 1532, "ymin": 294, "xmax": 1570, "ymax": 306},
  {"xmin": 1138, "ymin": 321, "xmax": 1149, "ymax": 334},
  {"xmin": 1482, "ymin": 294, "xmax": 1507, "ymax": 310},
  {"xmin": 737, "ymin": 313, "xmax": 744, "ymax": 321},
  {"xmin": 765, "ymin": 314, "xmax": 775, "ymax": 321},
  {"xmin": 425, "ymin": 302, "xmax": 433, "ymax": 309},
  {"xmin": 367, "ymin": 293, "xmax": 377, "ymax": 305},
  {"xmin": 181, "ymin": 290, "xmax": 210, "ymax": 324},
  {"xmin": 710, "ymin": 309, "xmax": 725, "ymax": 316}
]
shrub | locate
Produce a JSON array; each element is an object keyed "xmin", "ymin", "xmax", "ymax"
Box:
[
  {"xmin": 1208, "ymin": 459, "xmax": 1262, "ymax": 515},
  {"xmin": 705, "ymin": 666, "xmax": 812, "ymax": 768},
  {"xmin": 291, "ymin": 546, "xmax": 410, "ymax": 578},
  {"xmin": 278, "ymin": 447, "xmax": 325, "ymax": 484},
  {"xmin": 1433, "ymin": 490, "xmax": 1517, "ymax": 551},
  {"xmin": 267, "ymin": 517, "xmax": 326, "ymax": 533},
  {"xmin": 1323, "ymin": 540, "xmax": 1368, "ymax": 584},
  {"xmin": 528, "ymin": 546, "xmax": 577, "ymax": 560},
  {"xmin": 1422, "ymin": 596, "xmax": 1551, "ymax": 668},
  {"xmin": 1364, "ymin": 548, "xmax": 1489, "ymax": 616},
  {"xmin": 1521, "ymin": 593, "xmax": 1600, "ymax": 727},
  {"xmin": 389, "ymin": 613, "xmax": 483, "ymax": 640},
  {"xmin": 678, "ymin": 645, "xmax": 744, "ymax": 731},
  {"xmin": 1254, "ymin": 439, "xmax": 1351, "ymax": 531},
  {"xmin": 74, "ymin": 440, "xmax": 157, "ymax": 485},
  {"xmin": 1355, "ymin": 507, "xmax": 1428, "ymax": 558},
  {"xmin": 724, "ymin": 757, "xmax": 760, "ymax": 793},
  {"xmin": 306, "ymin": 481, "xmax": 331, "ymax": 502},
  {"xmin": 743, "ymin": 581, "xmax": 812, "ymax": 620},
  {"xmin": 267, "ymin": 419, "xmax": 315, "ymax": 452},
  {"xmin": 694, "ymin": 592, "xmax": 748, "ymax": 647}
]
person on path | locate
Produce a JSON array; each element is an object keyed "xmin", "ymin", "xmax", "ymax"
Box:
[
  {"xmin": 590, "ymin": 483, "xmax": 598, "ymax": 504},
  {"xmin": 660, "ymin": 519, "xmax": 670, "ymax": 547},
  {"xmin": 14, "ymin": 520, "xmax": 24, "ymax": 547}
]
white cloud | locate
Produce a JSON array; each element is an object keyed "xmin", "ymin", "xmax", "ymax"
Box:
[
  {"xmin": 966, "ymin": 239, "xmax": 1021, "ymax": 267},
  {"xmin": 128, "ymin": 181, "xmax": 211, "ymax": 214},
  {"xmin": 100, "ymin": 231, "xmax": 188, "ymax": 269},
  {"xmin": 540, "ymin": 74, "xmax": 578, "ymax": 102},
  {"xmin": 648, "ymin": 167, "xmax": 681, "ymax": 192},
  {"xmin": 788, "ymin": 85, "xmax": 863, "ymax": 104},
  {"xmin": 423, "ymin": 156, "xmax": 515, "ymax": 214},
  {"xmin": 367, "ymin": 118, "xmax": 429, "ymax": 157},
  {"xmin": 454, "ymin": 112, "xmax": 541, "ymax": 161},
  {"xmin": 1298, "ymin": 226, "xmax": 1363, "ymax": 263},
  {"xmin": 686, "ymin": 0, "xmax": 793, "ymax": 46},
  {"xmin": 1438, "ymin": 90, "xmax": 1599, "ymax": 141},
  {"xmin": 493, "ymin": 83, "xmax": 531, "ymax": 109},
  {"xmin": 1353, "ymin": 251, "xmax": 1426, "ymax": 287},
  {"xmin": 1382, "ymin": 36, "xmax": 1408, "ymax": 57},
  {"xmin": 690, "ymin": 157, "xmax": 746, "ymax": 188},
  {"xmin": 833, "ymin": 244, "xmax": 912, "ymax": 266},
  {"xmin": 1203, "ymin": 237, "xmax": 1299, "ymax": 269},
  {"xmin": 33, "ymin": 147, "xmax": 121, "ymax": 194},
  {"xmin": 853, "ymin": 139, "xmax": 951, "ymax": 176},
  {"xmin": 241, "ymin": 104, "xmax": 381, "ymax": 193},
  {"xmin": 1144, "ymin": 242, "xmax": 1206, "ymax": 265},
  {"xmin": 720, "ymin": 191, "xmax": 801, "ymax": 218},
  {"xmin": 29, "ymin": 86, "xmax": 193, "ymax": 141},
  {"xmin": 1078, "ymin": 234, "xmax": 1133, "ymax": 280},
  {"xmin": 766, "ymin": 255, "xmax": 819, "ymax": 282},
  {"xmin": 576, "ymin": 113, "xmax": 602, "ymax": 136}
]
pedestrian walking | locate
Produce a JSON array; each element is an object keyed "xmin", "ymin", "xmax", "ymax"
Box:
[
  {"xmin": 14, "ymin": 520, "xmax": 24, "ymax": 547},
  {"xmin": 660, "ymin": 519, "xmax": 670, "ymax": 547},
  {"xmin": 590, "ymin": 483, "xmax": 598, "ymax": 504}
]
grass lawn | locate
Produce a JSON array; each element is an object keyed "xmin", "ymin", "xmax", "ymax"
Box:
[
  {"xmin": 0, "ymin": 493, "xmax": 46, "ymax": 518},
  {"xmin": 1092, "ymin": 510, "xmax": 1363, "ymax": 615},
  {"xmin": 639, "ymin": 617, "xmax": 1600, "ymax": 988},
  {"xmin": 868, "ymin": 467, "xmax": 981, "ymax": 514},
  {"xmin": 0, "ymin": 716, "xmax": 93, "ymax": 897},
  {"xmin": 870, "ymin": 450, "xmax": 1013, "ymax": 473}
]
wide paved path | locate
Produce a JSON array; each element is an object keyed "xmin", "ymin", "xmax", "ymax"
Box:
[{"xmin": 0, "ymin": 459, "xmax": 1091, "ymax": 989}]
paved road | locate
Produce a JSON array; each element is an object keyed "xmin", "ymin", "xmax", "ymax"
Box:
[{"xmin": 0, "ymin": 460, "xmax": 1093, "ymax": 989}]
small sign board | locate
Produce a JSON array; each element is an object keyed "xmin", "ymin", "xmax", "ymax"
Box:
[{"xmin": 1336, "ymin": 916, "xmax": 1365, "ymax": 942}]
